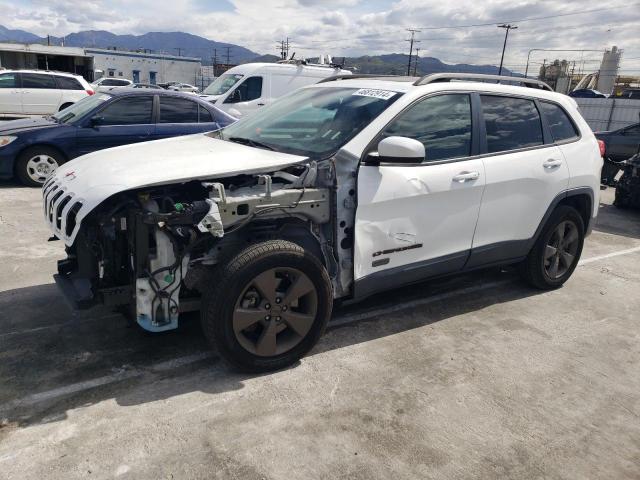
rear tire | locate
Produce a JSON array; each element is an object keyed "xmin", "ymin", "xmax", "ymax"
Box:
[
  {"xmin": 201, "ymin": 240, "xmax": 332, "ymax": 372},
  {"xmin": 520, "ymin": 205, "xmax": 585, "ymax": 290},
  {"xmin": 16, "ymin": 146, "xmax": 66, "ymax": 187}
]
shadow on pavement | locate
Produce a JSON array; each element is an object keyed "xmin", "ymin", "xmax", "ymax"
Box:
[{"xmin": 0, "ymin": 267, "xmax": 541, "ymax": 430}]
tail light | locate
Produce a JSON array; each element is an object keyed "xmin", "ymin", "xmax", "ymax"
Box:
[
  {"xmin": 86, "ymin": 89, "xmax": 95, "ymax": 96},
  {"xmin": 597, "ymin": 139, "xmax": 606, "ymax": 157}
]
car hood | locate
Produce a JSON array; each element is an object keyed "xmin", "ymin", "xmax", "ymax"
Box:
[
  {"xmin": 46, "ymin": 134, "xmax": 308, "ymax": 245},
  {"xmin": 0, "ymin": 117, "xmax": 58, "ymax": 135}
]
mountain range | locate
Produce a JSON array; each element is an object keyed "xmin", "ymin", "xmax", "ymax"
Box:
[{"xmin": 0, "ymin": 25, "xmax": 513, "ymax": 75}]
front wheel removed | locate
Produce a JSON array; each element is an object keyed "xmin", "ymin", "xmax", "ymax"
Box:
[
  {"xmin": 201, "ymin": 240, "xmax": 333, "ymax": 372},
  {"xmin": 520, "ymin": 205, "xmax": 585, "ymax": 290}
]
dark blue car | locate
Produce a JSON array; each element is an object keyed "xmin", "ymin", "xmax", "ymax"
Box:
[{"xmin": 0, "ymin": 90, "xmax": 236, "ymax": 186}]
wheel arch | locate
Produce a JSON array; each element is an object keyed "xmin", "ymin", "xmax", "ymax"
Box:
[{"xmin": 58, "ymin": 102, "xmax": 75, "ymax": 111}]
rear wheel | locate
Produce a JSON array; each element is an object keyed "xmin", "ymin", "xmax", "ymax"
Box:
[
  {"xmin": 520, "ymin": 205, "xmax": 585, "ymax": 289},
  {"xmin": 16, "ymin": 146, "xmax": 65, "ymax": 187},
  {"xmin": 201, "ymin": 240, "xmax": 332, "ymax": 372}
]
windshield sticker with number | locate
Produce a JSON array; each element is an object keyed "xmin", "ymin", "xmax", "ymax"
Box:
[{"xmin": 352, "ymin": 89, "xmax": 397, "ymax": 100}]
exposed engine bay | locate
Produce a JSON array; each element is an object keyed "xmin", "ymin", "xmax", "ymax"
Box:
[{"xmin": 52, "ymin": 160, "xmax": 353, "ymax": 332}]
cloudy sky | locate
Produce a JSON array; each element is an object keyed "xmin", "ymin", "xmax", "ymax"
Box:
[{"xmin": 3, "ymin": 0, "xmax": 640, "ymax": 75}]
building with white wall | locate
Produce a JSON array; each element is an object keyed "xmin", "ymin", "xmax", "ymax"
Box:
[{"xmin": 87, "ymin": 48, "xmax": 201, "ymax": 85}]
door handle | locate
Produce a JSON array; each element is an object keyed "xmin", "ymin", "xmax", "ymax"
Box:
[
  {"xmin": 257, "ymin": 103, "xmax": 265, "ymax": 106},
  {"xmin": 452, "ymin": 171, "xmax": 480, "ymax": 183},
  {"xmin": 544, "ymin": 158, "xmax": 563, "ymax": 169}
]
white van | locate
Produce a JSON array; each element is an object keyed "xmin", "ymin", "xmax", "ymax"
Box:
[{"xmin": 200, "ymin": 61, "xmax": 351, "ymax": 117}]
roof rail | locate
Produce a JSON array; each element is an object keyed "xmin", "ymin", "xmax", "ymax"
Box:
[
  {"xmin": 317, "ymin": 74, "xmax": 410, "ymax": 84},
  {"xmin": 413, "ymin": 73, "xmax": 553, "ymax": 91}
]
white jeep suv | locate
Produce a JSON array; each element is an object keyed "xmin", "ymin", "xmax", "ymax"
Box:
[
  {"xmin": 0, "ymin": 70, "xmax": 94, "ymax": 118},
  {"xmin": 44, "ymin": 73, "xmax": 603, "ymax": 372}
]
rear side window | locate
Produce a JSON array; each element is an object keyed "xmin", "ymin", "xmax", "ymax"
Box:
[
  {"xmin": 540, "ymin": 102, "xmax": 578, "ymax": 142},
  {"xmin": 55, "ymin": 76, "xmax": 83, "ymax": 90},
  {"xmin": 198, "ymin": 105, "xmax": 213, "ymax": 123},
  {"xmin": 0, "ymin": 73, "xmax": 16, "ymax": 88},
  {"xmin": 159, "ymin": 97, "xmax": 199, "ymax": 123},
  {"xmin": 101, "ymin": 79, "xmax": 129, "ymax": 86},
  {"xmin": 381, "ymin": 94, "xmax": 472, "ymax": 162},
  {"xmin": 98, "ymin": 96, "xmax": 153, "ymax": 125},
  {"xmin": 21, "ymin": 73, "xmax": 57, "ymax": 89},
  {"xmin": 481, "ymin": 95, "xmax": 543, "ymax": 153}
]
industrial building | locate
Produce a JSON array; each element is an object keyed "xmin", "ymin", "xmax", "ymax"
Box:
[{"xmin": 0, "ymin": 42, "xmax": 201, "ymax": 84}]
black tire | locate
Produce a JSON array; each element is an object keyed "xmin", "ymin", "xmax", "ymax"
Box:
[
  {"xmin": 15, "ymin": 146, "xmax": 66, "ymax": 187},
  {"xmin": 520, "ymin": 205, "xmax": 585, "ymax": 290},
  {"xmin": 201, "ymin": 240, "xmax": 332, "ymax": 372},
  {"xmin": 58, "ymin": 102, "xmax": 74, "ymax": 112}
]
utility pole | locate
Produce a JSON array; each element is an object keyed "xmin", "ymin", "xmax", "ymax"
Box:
[
  {"xmin": 174, "ymin": 48, "xmax": 183, "ymax": 56},
  {"xmin": 212, "ymin": 48, "xmax": 218, "ymax": 76},
  {"xmin": 225, "ymin": 46, "xmax": 232, "ymax": 66},
  {"xmin": 497, "ymin": 24, "xmax": 517, "ymax": 76},
  {"xmin": 413, "ymin": 48, "xmax": 420, "ymax": 76},
  {"xmin": 405, "ymin": 28, "xmax": 421, "ymax": 76}
]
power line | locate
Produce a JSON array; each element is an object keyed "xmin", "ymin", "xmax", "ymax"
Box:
[{"xmin": 413, "ymin": 3, "xmax": 640, "ymax": 30}]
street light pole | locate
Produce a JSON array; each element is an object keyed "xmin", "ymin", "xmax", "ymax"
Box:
[{"xmin": 497, "ymin": 24, "xmax": 517, "ymax": 76}]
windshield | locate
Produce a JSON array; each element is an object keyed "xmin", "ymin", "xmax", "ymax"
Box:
[
  {"xmin": 203, "ymin": 74, "xmax": 244, "ymax": 95},
  {"xmin": 214, "ymin": 86, "xmax": 401, "ymax": 157},
  {"xmin": 52, "ymin": 94, "xmax": 111, "ymax": 124}
]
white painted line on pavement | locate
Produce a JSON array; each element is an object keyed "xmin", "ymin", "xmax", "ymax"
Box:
[{"xmin": 579, "ymin": 246, "xmax": 640, "ymax": 265}]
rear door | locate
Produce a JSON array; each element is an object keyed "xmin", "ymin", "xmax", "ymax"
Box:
[
  {"xmin": 468, "ymin": 94, "xmax": 569, "ymax": 268},
  {"xmin": 0, "ymin": 72, "xmax": 21, "ymax": 116},
  {"xmin": 75, "ymin": 95, "xmax": 154, "ymax": 155},
  {"xmin": 154, "ymin": 96, "xmax": 220, "ymax": 140},
  {"xmin": 354, "ymin": 93, "xmax": 485, "ymax": 291},
  {"xmin": 20, "ymin": 73, "xmax": 62, "ymax": 115}
]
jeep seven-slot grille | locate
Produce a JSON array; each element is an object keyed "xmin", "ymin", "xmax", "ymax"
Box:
[{"xmin": 55, "ymin": 195, "xmax": 72, "ymax": 229}]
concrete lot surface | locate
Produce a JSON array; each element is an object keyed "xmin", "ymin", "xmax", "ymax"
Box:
[{"xmin": 0, "ymin": 183, "xmax": 639, "ymax": 480}]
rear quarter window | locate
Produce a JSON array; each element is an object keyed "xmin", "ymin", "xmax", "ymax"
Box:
[
  {"xmin": 540, "ymin": 102, "xmax": 579, "ymax": 142},
  {"xmin": 55, "ymin": 76, "xmax": 84, "ymax": 90}
]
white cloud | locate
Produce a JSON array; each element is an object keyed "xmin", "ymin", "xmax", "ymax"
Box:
[{"xmin": 1, "ymin": 0, "xmax": 638, "ymax": 74}]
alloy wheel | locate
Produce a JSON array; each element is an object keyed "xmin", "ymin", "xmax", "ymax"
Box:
[
  {"xmin": 26, "ymin": 154, "xmax": 59, "ymax": 184},
  {"xmin": 544, "ymin": 220, "xmax": 580, "ymax": 279},
  {"xmin": 232, "ymin": 267, "xmax": 318, "ymax": 357}
]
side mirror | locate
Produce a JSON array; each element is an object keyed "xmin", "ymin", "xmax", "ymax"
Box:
[
  {"xmin": 90, "ymin": 116, "xmax": 105, "ymax": 127},
  {"xmin": 376, "ymin": 136, "xmax": 425, "ymax": 164}
]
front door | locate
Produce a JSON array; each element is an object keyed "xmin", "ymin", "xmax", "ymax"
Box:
[
  {"xmin": 354, "ymin": 93, "xmax": 485, "ymax": 293},
  {"xmin": 75, "ymin": 95, "xmax": 155, "ymax": 155},
  {"xmin": 0, "ymin": 72, "xmax": 21, "ymax": 116},
  {"xmin": 223, "ymin": 76, "xmax": 265, "ymax": 116}
]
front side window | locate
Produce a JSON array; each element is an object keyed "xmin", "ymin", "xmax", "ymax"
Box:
[
  {"xmin": 203, "ymin": 74, "xmax": 244, "ymax": 95},
  {"xmin": 21, "ymin": 73, "xmax": 57, "ymax": 89},
  {"xmin": 159, "ymin": 97, "xmax": 199, "ymax": 123},
  {"xmin": 481, "ymin": 95, "xmax": 543, "ymax": 153},
  {"xmin": 0, "ymin": 73, "xmax": 16, "ymax": 89},
  {"xmin": 540, "ymin": 102, "xmax": 578, "ymax": 142},
  {"xmin": 381, "ymin": 94, "xmax": 472, "ymax": 162},
  {"xmin": 97, "ymin": 96, "xmax": 153, "ymax": 125},
  {"xmin": 216, "ymin": 86, "xmax": 401, "ymax": 157},
  {"xmin": 225, "ymin": 77, "xmax": 263, "ymax": 103},
  {"xmin": 199, "ymin": 105, "xmax": 213, "ymax": 123}
]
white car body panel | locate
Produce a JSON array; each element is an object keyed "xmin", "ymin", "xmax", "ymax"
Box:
[
  {"xmin": 45, "ymin": 134, "xmax": 307, "ymax": 246},
  {"xmin": 355, "ymin": 158, "xmax": 486, "ymax": 281},
  {"xmin": 472, "ymin": 146, "xmax": 570, "ymax": 248}
]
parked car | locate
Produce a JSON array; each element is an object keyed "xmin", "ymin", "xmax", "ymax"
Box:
[
  {"xmin": 169, "ymin": 83, "xmax": 199, "ymax": 93},
  {"xmin": 595, "ymin": 122, "xmax": 640, "ymax": 184},
  {"xmin": 45, "ymin": 73, "xmax": 602, "ymax": 372},
  {"xmin": 0, "ymin": 90, "xmax": 235, "ymax": 186},
  {"xmin": 569, "ymin": 89, "xmax": 606, "ymax": 98},
  {"xmin": 157, "ymin": 81, "xmax": 179, "ymax": 90},
  {"xmin": 0, "ymin": 70, "xmax": 94, "ymax": 119},
  {"xmin": 200, "ymin": 61, "xmax": 351, "ymax": 117},
  {"xmin": 132, "ymin": 83, "xmax": 164, "ymax": 90},
  {"xmin": 619, "ymin": 88, "xmax": 640, "ymax": 100},
  {"xmin": 91, "ymin": 77, "xmax": 133, "ymax": 92}
]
